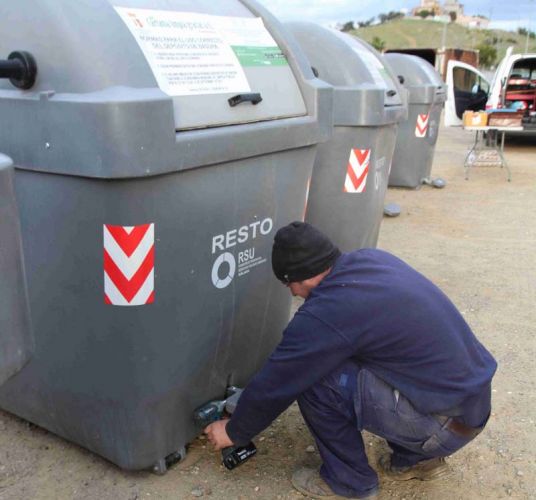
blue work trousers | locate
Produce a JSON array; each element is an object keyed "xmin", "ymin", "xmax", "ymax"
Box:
[{"xmin": 297, "ymin": 361, "xmax": 487, "ymax": 499}]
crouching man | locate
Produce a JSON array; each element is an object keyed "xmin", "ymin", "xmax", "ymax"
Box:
[{"xmin": 205, "ymin": 222, "xmax": 497, "ymax": 499}]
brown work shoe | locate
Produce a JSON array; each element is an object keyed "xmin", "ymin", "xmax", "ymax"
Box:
[
  {"xmin": 378, "ymin": 454, "xmax": 450, "ymax": 481},
  {"xmin": 291, "ymin": 467, "xmax": 378, "ymax": 499}
]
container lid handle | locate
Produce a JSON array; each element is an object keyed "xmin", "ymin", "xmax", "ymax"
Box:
[{"xmin": 228, "ymin": 93, "xmax": 263, "ymax": 107}]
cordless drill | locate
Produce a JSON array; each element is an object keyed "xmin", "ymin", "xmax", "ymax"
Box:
[{"xmin": 193, "ymin": 388, "xmax": 257, "ymax": 470}]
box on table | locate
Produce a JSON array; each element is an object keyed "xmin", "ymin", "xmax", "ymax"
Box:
[
  {"xmin": 463, "ymin": 111, "xmax": 488, "ymax": 127},
  {"xmin": 487, "ymin": 111, "xmax": 523, "ymax": 127}
]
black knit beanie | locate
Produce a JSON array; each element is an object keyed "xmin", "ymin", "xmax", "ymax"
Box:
[{"xmin": 271, "ymin": 222, "xmax": 341, "ymax": 283}]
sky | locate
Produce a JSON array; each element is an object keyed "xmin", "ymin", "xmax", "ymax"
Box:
[{"xmin": 257, "ymin": 0, "xmax": 536, "ymax": 32}]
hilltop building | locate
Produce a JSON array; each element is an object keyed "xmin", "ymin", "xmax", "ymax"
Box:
[
  {"xmin": 415, "ymin": 0, "xmax": 442, "ymax": 15},
  {"xmin": 443, "ymin": 0, "xmax": 463, "ymax": 17},
  {"xmin": 412, "ymin": 0, "xmax": 489, "ymax": 29}
]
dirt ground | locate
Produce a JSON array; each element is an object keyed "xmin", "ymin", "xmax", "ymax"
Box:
[{"xmin": 0, "ymin": 124, "xmax": 535, "ymax": 499}]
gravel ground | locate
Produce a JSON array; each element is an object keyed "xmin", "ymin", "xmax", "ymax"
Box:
[{"xmin": 0, "ymin": 124, "xmax": 535, "ymax": 499}]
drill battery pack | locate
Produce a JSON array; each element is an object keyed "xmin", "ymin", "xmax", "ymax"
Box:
[{"xmin": 222, "ymin": 442, "xmax": 257, "ymax": 470}]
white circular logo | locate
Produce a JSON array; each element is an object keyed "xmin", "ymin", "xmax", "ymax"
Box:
[{"xmin": 211, "ymin": 252, "xmax": 236, "ymax": 289}]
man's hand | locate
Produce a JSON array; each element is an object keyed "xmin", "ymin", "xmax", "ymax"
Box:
[{"xmin": 204, "ymin": 419, "xmax": 233, "ymax": 451}]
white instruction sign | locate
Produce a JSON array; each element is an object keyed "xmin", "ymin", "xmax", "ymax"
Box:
[
  {"xmin": 216, "ymin": 16, "xmax": 278, "ymax": 47},
  {"xmin": 114, "ymin": 7, "xmax": 252, "ymax": 96}
]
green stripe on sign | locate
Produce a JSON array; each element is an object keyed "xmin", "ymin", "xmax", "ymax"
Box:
[{"xmin": 232, "ymin": 46, "xmax": 288, "ymax": 66}]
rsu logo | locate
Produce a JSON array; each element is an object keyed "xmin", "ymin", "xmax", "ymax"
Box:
[{"xmin": 211, "ymin": 218, "xmax": 273, "ymax": 289}]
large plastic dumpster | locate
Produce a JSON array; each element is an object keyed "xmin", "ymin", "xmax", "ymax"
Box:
[
  {"xmin": 287, "ymin": 23, "xmax": 407, "ymax": 251},
  {"xmin": 384, "ymin": 53, "xmax": 447, "ymax": 188},
  {"xmin": 0, "ymin": 0, "xmax": 332, "ymax": 471},
  {"xmin": 0, "ymin": 154, "xmax": 33, "ymax": 386}
]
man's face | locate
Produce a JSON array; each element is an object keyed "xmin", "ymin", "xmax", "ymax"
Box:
[{"xmin": 287, "ymin": 281, "xmax": 311, "ymax": 299}]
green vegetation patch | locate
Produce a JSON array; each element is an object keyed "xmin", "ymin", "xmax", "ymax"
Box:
[{"xmin": 352, "ymin": 19, "xmax": 536, "ymax": 68}]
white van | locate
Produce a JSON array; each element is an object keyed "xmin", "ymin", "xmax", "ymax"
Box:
[{"xmin": 444, "ymin": 48, "xmax": 536, "ymax": 130}]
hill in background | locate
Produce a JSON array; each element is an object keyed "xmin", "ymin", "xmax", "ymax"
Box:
[{"xmin": 352, "ymin": 18, "xmax": 536, "ymax": 68}]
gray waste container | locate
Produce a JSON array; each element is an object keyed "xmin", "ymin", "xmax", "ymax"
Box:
[
  {"xmin": 0, "ymin": 0, "xmax": 332, "ymax": 471},
  {"xmin": 384, "ymin": 53, "xmax": 447, "ymax": 188},
  {"xmin": 287, "ymin": 23, "xmax": 407, "ymax": 251},
  {"xmin": 0, "ymin": 154, "xmax": 33, "ymax": 386}
]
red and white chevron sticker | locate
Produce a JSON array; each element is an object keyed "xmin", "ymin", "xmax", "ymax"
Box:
[
  {"xmin": 415, "ymin": 113, "xmax": 430, "ymax": 138},
  {"xmin": 343, "ymin": 149, "xmax": 370, "ymax": 193},
  {"xmin": 103, "ymin": 223, "xmax": 155, "ymax": 306}
]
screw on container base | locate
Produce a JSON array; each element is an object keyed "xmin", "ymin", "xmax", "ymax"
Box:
[{"xmin": 152, "ymin": 446, "xmax": 187, "ymax": 475}]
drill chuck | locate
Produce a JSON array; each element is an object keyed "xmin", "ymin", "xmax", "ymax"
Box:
[{"xmin": 193, "ymin": 401, "xmax": 225, "ymax": 427}]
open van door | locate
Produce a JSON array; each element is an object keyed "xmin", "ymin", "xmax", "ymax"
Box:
[{"xmin": 445, "ymin": 60, "xmax": 490, "ymax": 126}]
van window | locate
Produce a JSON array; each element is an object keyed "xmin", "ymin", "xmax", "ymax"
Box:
[
  {"xmin": 453, "ymin": 67, "xmax": 489, "ymax": 94},
  {"xmin": 452, "ymin": 67, "xmax": 489, "ymax": 118},
  {"xmin": 504, "ymin": 58, "xmax": 536, "ymax": 110},
  {"xmin": 509, "ymin": 68, "xmax": 532, "ymax": 79},
  {"xmin": 511, "ymin": 59, "xmax": 536, "ymax": 80}
]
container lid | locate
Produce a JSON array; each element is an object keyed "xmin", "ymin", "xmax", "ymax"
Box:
[
  {"xmin": 384, "ymin": 53, "xmax": 447, "ymax": 104},
  {"xmin": 0, "ymin": 0, "xmax": 333, "ymax": 178},
  {"xmin": 286, "ymin": 22, "xmax": 406, "ymax": 126},
  {"xmin": 0, "ymin": 0, "xmax": 306, "ymax": 131}
]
